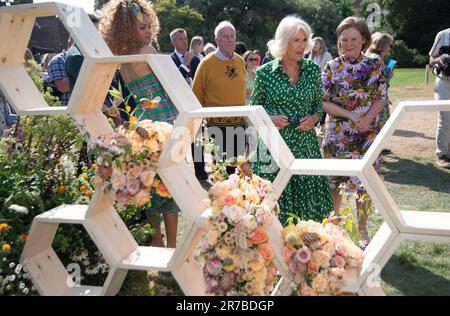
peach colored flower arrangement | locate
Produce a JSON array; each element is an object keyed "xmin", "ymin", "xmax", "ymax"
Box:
[
  {"xmin": 198, "ymin": 162, "xmax": 279, "ymax": 296},
  {"xmin": 282, "ymin": 215, "xmax": 364, "ymax": 296},
  {"xmin": 94, "ymin": 119, "xmax": 172, "ymax": 207}
]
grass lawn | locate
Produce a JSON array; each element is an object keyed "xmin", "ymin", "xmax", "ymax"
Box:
[
  {"xmin": 377, "ymin": 155, "xmax": 450, "ymax": 296},
  {"xmin": 390, "ymin": 68, "xmax": 435, "ymax": 87}
]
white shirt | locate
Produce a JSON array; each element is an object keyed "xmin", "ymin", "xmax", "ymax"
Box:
[
  {"xmin": 175, "ymin": 50, "xmax": 191, "ymax": 73},
  {"xmin": 312, "ymin": 51, "xmax": 333, "ymax": 71},
  {"xmin": 429, "ymin": 28, "xmax": 450, "ymax": 57},
  {"xmin": 215, "ymin": 49, "xmax": 235, "ymax": 61}
]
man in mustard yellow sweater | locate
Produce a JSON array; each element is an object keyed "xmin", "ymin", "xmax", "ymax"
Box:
[{"xmin": 192, "ymin": 21, "xmax": 247, "ymax": 179}]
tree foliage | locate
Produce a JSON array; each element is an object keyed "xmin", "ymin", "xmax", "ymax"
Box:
[
  {"xmin": 362, "ymin": 0, "xmax": 450, "ymax": 55},
  {"xmin": 154, "ymin": 0, "xmax": 204, "ymax": 53}
]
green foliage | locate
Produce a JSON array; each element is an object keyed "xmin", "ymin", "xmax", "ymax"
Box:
[
  {"xmin": 182, "ymin": 0, "xmax": 353, "ymax": 54},
  {"xmin": 390, "ymin": 40, "xmax": 428, "ymax": 68},
  {"xmin": 155, "ymin": 0, "xmax": 204, "ymax": 53},
  {"xmin": 94, "ymin": 0, "xmax": 109, "ymax": 10}
]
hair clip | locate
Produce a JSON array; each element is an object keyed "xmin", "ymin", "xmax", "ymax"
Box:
[{"xmin": 130, "ymin": 2, "xmax": 144, "ymax": 23}]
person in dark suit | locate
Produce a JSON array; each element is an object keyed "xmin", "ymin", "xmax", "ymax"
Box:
[{"xmin": 170, "ymin": 28, "xmax": 200, "ymax": 86}]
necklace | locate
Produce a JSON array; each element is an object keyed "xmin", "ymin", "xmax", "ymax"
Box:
[{"xmin": 282, "ymin": 62, "xmax": 301, "ymax": 85}]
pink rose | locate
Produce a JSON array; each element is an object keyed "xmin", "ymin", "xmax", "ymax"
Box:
[
  {"xmin": 116, "ymin": 189, "xmax": 131, "ymax": 204},
  {"xmin": 205, "ymin": 257, "xmax": 223, "ymax": 276},
  {"xmin": 127, "ymin": 165, "xmax": 143, "ymax": 179},
  {"xmin": 222, "ymin": 178, "xmax": 238, "ymax": 190},
  {"xmin": 221, "ymin": 194, "xmax": 238, "ymax": 206},
  {"xmin": 330, "ymin": 267, "xmax": 345, "ymax": 279},
  {"xmin": 134, "ymin": 190, "xmax": 150, "ymax": 207},
  {"xmin": 295, "ymin": 247, "xmax": 312, "ymax": 264},
  {"xmin": 140, "ymin": 171, "xmax": 156, "ymax": 187},
  {"xmin": 335, "ymin": 243, "xmax": 348, "ymax": 257},
  {"xmin": 111, "ymin": 169, "xmax": 126, "ymax": 191},
  {"xmin": 205, "ymin": 278, "xmax": 219, "ymax": 293},
  {"xmin": 332, "ymin": 255, "xmax": 346, "ymax": 268},
  {"xmin": 209, "ymin": 182, "xmax": 225, "ymax": 198},
  {"xmin": 126, "ymin": 178, "xmax": 141, "ymax": 196}
]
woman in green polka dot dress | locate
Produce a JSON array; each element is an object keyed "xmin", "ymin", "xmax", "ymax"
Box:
[{"xmin": 250, "ymin": 16, "xmax": 333, "ymax": 225}]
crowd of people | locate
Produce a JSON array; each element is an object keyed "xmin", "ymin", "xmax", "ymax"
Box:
[{"xmin": 1, "ymin": 0, "xmax": 449, "ymax": 251}]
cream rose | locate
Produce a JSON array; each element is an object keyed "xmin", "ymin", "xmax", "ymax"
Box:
[
  {"xmin": 242, "ymin": 214, "xmax": 257, "ymax": 230},
  {"xmin": 111, "ymin": 169, "xmax": 126, "ymax": 191},
  {"xmin": 140, "ymin": 170, "xmax": 156, "ymax": 187},
  {"xmin": 223, "ymin": 205, "xmax": 246, "ymax": 223}
]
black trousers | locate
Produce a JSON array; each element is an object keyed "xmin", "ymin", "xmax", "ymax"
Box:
[{"xmin": 191, "ymin": 124, "xmax": 248, "ymax": 180}]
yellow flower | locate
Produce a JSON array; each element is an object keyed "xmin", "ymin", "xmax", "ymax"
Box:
[
  {"xmin": 0, "ymin": 223, "xmax": 9, "ymax": 232},
  {"xmin": 216, "ymin": 246, "xmax": 231, "ymax": 259},
  {"xmin": 2, "ymin": 244, "xmax": 11, "ymax": 252},
  {"xmin": 224, "ymin": 265, "xmax": 234, "ymax": 272},
  {"xmin": 57, "ymin": 186, "xmax": 65, "ymax": 193},
  {"xmin": 91, "ymin": 163, "xmax": 97, "ymax": 169},
  {"xmin": 312, "ymin": 274, "xmax": 328, "ymax": 293},
  {"xmin": 254, "ymin": 269, "xmax": 267, "ymax": 282},
  {"xmin": 82, "ymin": 174, "xmax": 88, "ymax": 180},
  {"xmin": 80, "ymin": 185, "xmax": 87, "ymax": 192},
  {"xmin": 281, "ymin": 224, "xmax": 300, "ymax": 246},
  {"xmin": 81, "ymin": 166, "xmax": 88, "ymax": 171},
  {"xmin": 126, "ymin": 105, "xmax": 131, "ymax": 112},
  {"xmin": 129, "ymin": 116, "xmax": 137, "ymax": 124}
]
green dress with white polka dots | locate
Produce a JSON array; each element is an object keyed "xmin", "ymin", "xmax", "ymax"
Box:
[{"xmin": 250, "ymin": 58, "xmax": 333, "ymax": 225}]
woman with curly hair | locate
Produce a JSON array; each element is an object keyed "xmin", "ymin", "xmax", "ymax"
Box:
[{"xmin": 100, "ymin": 0, "xmax": 179, "ymax": 249}]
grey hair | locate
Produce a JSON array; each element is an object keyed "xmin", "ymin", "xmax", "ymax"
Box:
[
  {"xmin": 214, "ymin": 21, "xmax": 236, "ymax": 38},
  {"xmin": 268, "ymin": 15, "xmax": 314, "ymax": 59},
  {"xmin": 170, "ymin": 28, "xmax": 187, "ymax": 41}
]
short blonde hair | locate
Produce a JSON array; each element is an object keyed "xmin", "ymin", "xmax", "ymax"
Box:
[
  {"xmin": 190, "ymin": 36, "xmax": 204, "ymax": 54},
  {"xmin": 367, "ymin": 32, "xmax": 394, "ymax": 56},
  {"xmin": 268, "ymin": 16, "xmax": 313, "ymax": 60},
  {"xmin": 336, "ymin": 16, "xmax": 372, "ymax": 55}
]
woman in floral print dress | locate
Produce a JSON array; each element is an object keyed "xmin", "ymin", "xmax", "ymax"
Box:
[
  {"xmin": 322, "ymin": 17, "xmax": 387, "ymax": 248},
  {"xmin": 251, "ymin": 16, "xmax": 333, "ymax": 225}
]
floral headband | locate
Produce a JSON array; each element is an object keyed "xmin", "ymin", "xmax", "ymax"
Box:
[{"xmin": 127, "ymin": 0, "xmax": 144, "ymax": 23}]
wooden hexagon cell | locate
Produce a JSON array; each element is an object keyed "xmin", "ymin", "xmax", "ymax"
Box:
[
  {"xmin": 159, "ymin": 105, "xmax": 295, "ymax": 222},
  {"xmin": 169, "ymin": 208, "xmax": 290, "ymax": 296},
  {"xmin": 82, "ymin": 189, "xmax": 177, "ymax": 277},
  {"xmin": 0, "ymin": 3, "xmax": 112, "ymax": 116},
  {"xmin": 358, "ymin": 232, "xmax": 450, "ymax": 296},
  {"xmin": 19, "ymin": 204, "xmax": 117, "ymax": 296},
  {"xmin": 360, "ymin": 100, "xmax": 450, "ymax": 238},
  {"xmin": 72, "ymin": 54, "xmax": 204, "ymax": 143}
]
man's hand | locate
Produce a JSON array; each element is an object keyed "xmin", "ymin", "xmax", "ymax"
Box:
[{"xmin": 183, "ymin": 52, "xmax": 194, "ymax": 66}]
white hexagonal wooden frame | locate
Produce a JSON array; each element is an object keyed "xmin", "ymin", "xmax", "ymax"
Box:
[
  {"xmin": 20, "ymin": 204, "xmax": 117, "ymax": 296},
  {"xmin": 0, "ymin": 2, "xmax": 112, "ymax": 116},
  {"xmin": 159, "ymin": 105, "xmax": 295, "ymax": 222},
  {"xmin": 9, "ymin": 3, "xmax": 450, "ymax": 297}
]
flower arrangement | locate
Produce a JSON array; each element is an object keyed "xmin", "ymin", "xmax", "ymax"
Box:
[
  {"xmin": 94, "ymin": 118, "xmax": 173, "ymax": 208},
  {"xmin": 198, "ymin": 161, "xmax": 279, "ymax": 296},
  {"xmin": 282, "ymin": 214, "xmax": 364, "ymax": 296}
]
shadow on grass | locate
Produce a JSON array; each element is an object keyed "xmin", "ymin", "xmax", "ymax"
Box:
[
  {"xmin": 393, "ymin": 129, "xmax": 435, "ymax": 140},
  {"xmin": 381, "ymin": 156, "xmax": 450, "ymax": 195},
  {"xmin": 382, "ymin": 255, "xmax": 450, "ymax": 296}
]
